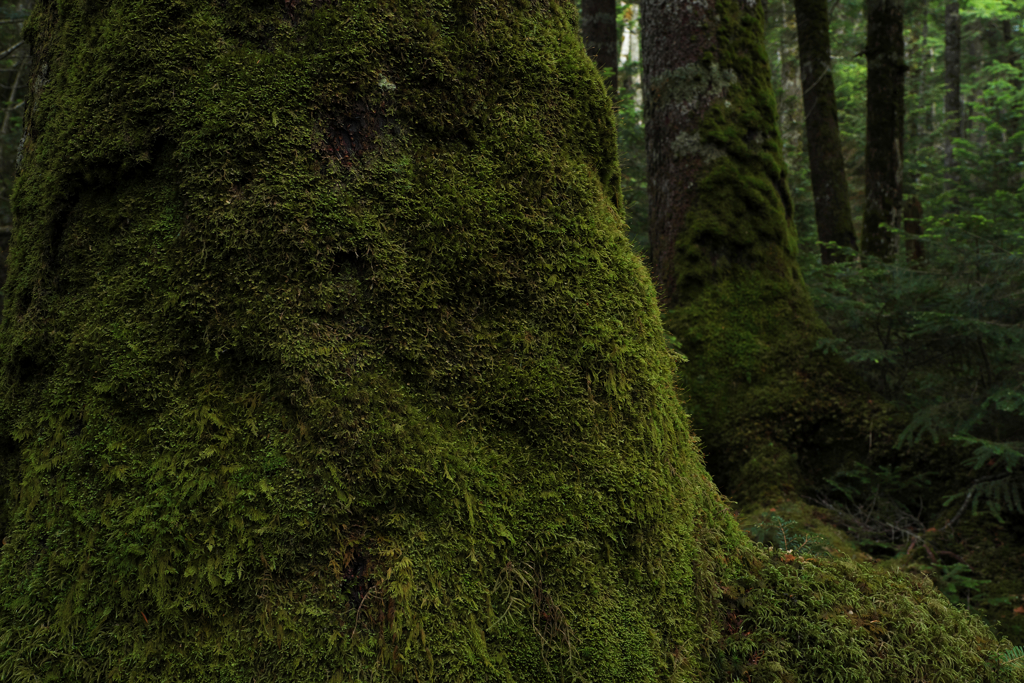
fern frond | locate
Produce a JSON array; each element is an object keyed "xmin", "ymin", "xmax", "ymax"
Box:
[
  {"xmin": 957, "ymin": 436, "xmax": 1024, "ymax": 472},
  {"xmin": 972, "ymin": 474, "xmax": 1024, "ymax": 522},
  {"xmin": 999, "ymin": 644, "xmax": 1024, "ymax": 670}
]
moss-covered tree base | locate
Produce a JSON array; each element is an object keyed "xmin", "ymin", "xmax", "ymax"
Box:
[{"xmin": 667, "ymin": 272, "xmax": 897, "ymax": 505}]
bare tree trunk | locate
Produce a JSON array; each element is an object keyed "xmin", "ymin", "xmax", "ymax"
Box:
[
  {"xmin": 580, "ymin": 0, "xmax": 618, "ymax": 91},
  {"xmin": 776, "ymin": 0, "xmax": 804, "ymax": 155},
  {"xmin": 640, "ymin": 0, "xmax": 719, "ymax": 307},
  {"xmin": 0, "ymin": 2, "xmax": 31, "ymax": 313},
  {"xmin": 904, "ymin": 194, "xmax": 924, "ymax": 260},
  {"xmin": 944, "ymin": 0, "xmax": 961, "ymax": 183},
  {"xmin": 794, "ymin": 0, "xmax": 858, "ymax": 263},
  {"xmin": 908, "ymin": 9, "xmax": 927, "ymax": 142},
  {"xmin": 862, "ymin": 0, "xmax": 905, "ymax": 260},
  {"xmin": 617, "ymin": 3, "xmax": 641, "ymax": 98}
]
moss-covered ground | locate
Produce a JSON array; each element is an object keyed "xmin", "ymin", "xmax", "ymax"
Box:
[
  {"xmin": 741, "ymin": 496, "xmax": 1024, "ymax": 651},
  {"xmin": 0, "ymin": 0, "xmax": 1018, "ymax": 680}
]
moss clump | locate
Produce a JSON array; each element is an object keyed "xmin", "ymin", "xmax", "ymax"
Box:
[
  {"xmin": 0, "ymin": 0, "xmax": 1017, "ymax": 681},
  {"xmin": 713, "ymin": 543, "xmax": 1016, "ymax": 682},
  {"xmin": 739, "ymin": 499, "xmax": 863, "ymax": 558}
]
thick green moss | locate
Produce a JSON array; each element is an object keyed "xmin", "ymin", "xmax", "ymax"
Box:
[
  {"xmin": 0, "ymin": 0, "xmax": 1017, "ymax": 681},
  {"xmin": 713, "ymin": 545, "xmax": 1017, "ymax": 682},
  {"xmin": 0, "ymin": 0, "xmax": 709, "ymax": 679}
]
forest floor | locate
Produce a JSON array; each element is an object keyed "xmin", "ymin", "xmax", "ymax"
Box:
[{"xmin": 736, "ymin": 497, "xmax": 1024, "ymax": 642}]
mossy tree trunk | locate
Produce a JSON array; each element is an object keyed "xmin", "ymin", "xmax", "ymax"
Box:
[
  {"xmin": 580, "ymin": 0, "xmax": 619, "ymax": 91},
  {"xmin": 0, "ymin": 0, "xmax": 728, "ymax": 679},
  {"xmin": 640, "ymin": 0, "xmax": 878, "ymax": 500},
  {"xmin": 0, "ymin": 1, "xmax": 1016, "ymax": 681},
  {"xmin": 793, "ymin": 0, "xmax": 858, "ymax": 264},
  {"xmin": 862, "ymin": 0, "xmax": 905, "ymax": 259}
]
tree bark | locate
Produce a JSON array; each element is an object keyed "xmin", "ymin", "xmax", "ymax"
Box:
[
  {"xmin": 641, "ymin": 0, "xmax": 878, "ymax": 500},
  {"xmin": 641, "ymin": 0, "xmax": 719, "ymax": 307},
  {"xmin": 776, "ymin": 0, "xmax": 804, "ymax": 157},
  {"xmin": 904, "ymin": 194, "xmax": 924, "ymax": 260},
  {"xmin": 618, "ymin": 3, "xmax": 642, "ymax": 98},
  {"xmin": 944, "ymin": 0, "xmax": 961, "ymax": 183},
  {"xmin": 793, "ymin": 0, "xmax": 858, "ymax": 263},
  {"xmin": 862, "ymin": 0, "xmax": 905, "ymax": 259},
  {"xmin": 0, "ymin": 1, "xmax": 31, "ymax": 294},
  {"xmin": 580, "ymin": 0, "xmax": 619, "ymax": 91}
]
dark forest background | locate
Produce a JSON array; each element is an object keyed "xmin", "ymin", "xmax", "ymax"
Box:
[{"xmin": 595, "ymin": 0, "xmax": 1024, "ymax": 642}]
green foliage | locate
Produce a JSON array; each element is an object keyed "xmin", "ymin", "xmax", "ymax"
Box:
[
  {"xmin": 944, "ymin": 441, "xmax": 1024, "ymax": 522},
  {"xmin": 825, "ymin": 461, "xmax": 929, "ymax": 502},
  {"xmin": 928, "ymin": 562, "xmax": 993, "ymax": 605},
  {"xmin": 745, "ymin": 512, "xmax": 829, "ymax": 556},
  {"xmin": 806, "ymin": 17, "xmax": 1024, "ymax": 513},
  {"xmin": 1002, "ymin": 645, "xmax": 1024, "ymax": 671},
  {"xmin": 816, "ymin": 462, "xmax": 933, "ymax": 558},
  {"xmin": 808, "ymin": 212, "xmax": 1024, "ymax": 521}
]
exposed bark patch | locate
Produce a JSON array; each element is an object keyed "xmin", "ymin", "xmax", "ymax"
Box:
[
  {"xmin": 654, "ymin": 62, "xmax": 737, "ymax": 117},
  {"xmin": 670, "ymin": 131, "xmax": 724, "ymax": 163},
  {"xmin": 319, "ymin": 103, "xmax": 393, "ymax": 168},
  {"xmin": 340, "ymin": 548, "xmax": 374, "ymax": 610}
]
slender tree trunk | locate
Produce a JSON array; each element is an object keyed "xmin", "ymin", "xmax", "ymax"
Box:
[
  {"xmin": 904, "ymin": 194, "xmax": 924, "ymax": 260},
  {"xmin": 944, "ymin": 0, "xmax": 961, "ymax": 183},
  {"xmin": 1002, "ymin": 19, "xmax": 1017, "ymax": 66},
  {"xmin": 776, "ymin": 0, "xmax": 804, "ymax": 155},
  {"xmin": 862, "ymin": 0, "xmax": 905, "ymax": 259},
  {"xmin": 793, "ymin": 0, "xmax": 858, "ymax": 263},
  {"xmin": 618, "ymin": 3, "xmax": 642, "ymax": 101},
  {"xmin": 967, "ymin": 31, "xmax": 985, "ymax": 148},
  {"xmin": 641, "ymin": 0, "xmax": 719, "ymax": 306},
  {"xmin": 908, "ymin": 12, "xmax": 924, "ymax": 141},
  {"xmin": 580, "ymin": 0, "xmax": 619, "ymax": 91},
  {"xmin": 0, "ymin": 5, "xmax": 30, "ymax": 321}
]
